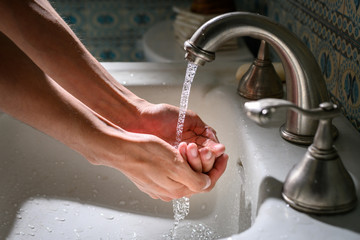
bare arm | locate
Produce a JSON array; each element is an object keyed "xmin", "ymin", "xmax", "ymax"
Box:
[
  {"xmin": 0, "ymin": 33, "xmax": 215, "ymax": 201},
  {"xmin": 0, "ymin": 0, "xmax": 228, "ymax": 192},
  {"xmin": 0, "ymin": 0, "xmax": 143, "ymax": 129}
]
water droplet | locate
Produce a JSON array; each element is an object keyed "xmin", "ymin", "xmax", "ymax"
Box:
[
  {"xmin": 100, "ymin": 213, "xmax": 114, "ymax": 220},
  {"xmin": 55, "ymin": 217, "xmax": 66, "ymax": 222}
]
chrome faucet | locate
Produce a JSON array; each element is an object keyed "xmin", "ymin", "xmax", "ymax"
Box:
[
  {"xmin": 244, "ymin": 98, "xmax": 357, "ymax": 214},
  {"xmin": 184, "ymin": 12, "xmax": 330, "ymax": 145}
]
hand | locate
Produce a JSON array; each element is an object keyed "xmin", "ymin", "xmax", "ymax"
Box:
[
  {"xmin": 135, "ymin": 103, "xmax": 224, "ymax": 156},
  {"xmin": 133, "ymin": 103, "xmax": 228, "ymax": 189},
  {"xmin": 84, "ymin": 123, "xmax": 214, "ymax": 201},
  {"xmin": 178, "ymin": 141, "xmax": 228, "ymax": 192},
  {"xmin": 178, "ymin": 142, "xmax": 221, "ymax": 173}
]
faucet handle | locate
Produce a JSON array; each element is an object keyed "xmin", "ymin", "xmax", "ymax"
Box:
[
  {"xmin": 244, "ymin": 98, "xmax": 339, "ymax": 125},
  {"xmin": 244, "ymin": 98, "xmax": 357, "ymax": 214}
]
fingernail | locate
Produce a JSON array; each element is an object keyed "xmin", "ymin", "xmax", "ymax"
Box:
[
  {"xmin": 214, "ymin": 144, "xmax": 225, "ymax": 153},
  {"xmin": 203, "ymin": 176, "xmax": 211, "ymax": 190},
  {"xmin": 190, "ymin": 147, "xmax": 198, "ymax": 158},
  {"xmin": 205, "ymin": 151, "xmax": 212, "ymax": 160}
]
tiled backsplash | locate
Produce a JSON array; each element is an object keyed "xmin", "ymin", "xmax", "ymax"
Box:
[
  {"xmin": 52, "ymin": 0, "xmax": 192, "ymax": 62},
  {"xmin": 52, "ymin": 0, "xmax": 359, "ymax": 132},
  {"xmin": 267, "ymin": 0, "xmax": 360, "ymax": 133}
]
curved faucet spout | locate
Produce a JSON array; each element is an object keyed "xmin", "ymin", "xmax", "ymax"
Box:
[{"xmin": 184, "ymin": 12, "xmax": 330, "ymax": 144}]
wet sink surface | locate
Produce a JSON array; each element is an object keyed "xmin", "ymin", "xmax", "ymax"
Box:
[
  {"xmin": 3, "ymin": 62, "xmax": 359, "ymax": 240},
  {"xmin": 0, "ymin": 63, "xmax": 245, "ymax": 239}
]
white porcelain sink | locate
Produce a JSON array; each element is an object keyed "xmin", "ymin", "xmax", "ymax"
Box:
[
  {"xmin": 1, "ymin": 62, "xmax": 359, "ymax": 239},
  {"xmin": 0, "ymin": 63, "xmax": 246, "ymax": 239}
]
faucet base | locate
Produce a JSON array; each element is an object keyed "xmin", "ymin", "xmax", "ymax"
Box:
[
  {"xmin": 282, "ymin": 193, "xmax": 357, "ymax": 215},
  {"xmin": 282, "ymin": 146, "xmax": 357, "ymax": 215},
  {"xmin": 237, "ymin": 40, "xmax": 284, "ymax": 100},
  {"xmin": 280, "ymin": 124, "xmax": 339, "ymax": 145}
]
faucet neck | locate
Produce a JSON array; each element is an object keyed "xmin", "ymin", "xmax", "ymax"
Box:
[{"xmin": 185, "ymin": 12, "xmax": 330, "ymax": 144}]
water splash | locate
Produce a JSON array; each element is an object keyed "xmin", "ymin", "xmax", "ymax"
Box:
[
  {"xmin": 165, "ymin": 222, "xmax": 218, "ymax": 240},
  {"xmin": 169, "ymin": 62, "xmax": 198, "ymax": 239}
]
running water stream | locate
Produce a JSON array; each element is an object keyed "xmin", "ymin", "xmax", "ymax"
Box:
[
  {"xmin": 168, "ymin": 61, "xmax": 198, "ymax": 239},
  {"xmin": 166, "ymin": 62, "xmax": 217, "ymax": 240}
]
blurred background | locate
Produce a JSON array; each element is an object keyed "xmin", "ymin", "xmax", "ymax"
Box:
[
  {"xmin": 51, "ymin": 0, "xmax": 265, "ymax": 62},
  {"xmin": 51, "ymin": 0, "xmax": 360, "ymax": 134}
]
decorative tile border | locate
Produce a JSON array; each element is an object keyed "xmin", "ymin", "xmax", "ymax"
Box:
[{"xmin": 268, "ymin": 0, "xmax": 360, "ymax": 132}]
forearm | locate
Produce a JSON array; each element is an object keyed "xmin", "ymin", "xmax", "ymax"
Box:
[
  {"xmin": 0, "ymin": 33, "xmax": 117, "ymax": 161},
  {"xmin": 0, "ymin": 0, "xmax": 146, "ymax": 129}
]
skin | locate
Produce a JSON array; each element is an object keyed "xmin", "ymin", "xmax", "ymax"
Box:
[{"xmin": 0, "ymin": 0, "xmax": 228, "ymax": 201}]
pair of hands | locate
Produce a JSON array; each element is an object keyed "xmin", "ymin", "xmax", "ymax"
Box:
[
  {"xmin": 111, "ymin": 103, "xmax": 228, "ymax": 202},
  {"xmin": 0, "ymin": 0, "xmax": 227, "ymax": 203}
]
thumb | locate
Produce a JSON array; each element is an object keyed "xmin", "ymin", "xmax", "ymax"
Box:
[{"xmin": 174, "ymin": 168, "xmax": 212, "ymax": 193}]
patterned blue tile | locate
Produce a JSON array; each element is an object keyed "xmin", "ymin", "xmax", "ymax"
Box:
[
  {"xmin": 339, "ymin": 58, "xmax": 360, "ymax": 129},
  {"xmin": 345, "ymin": 0, "xmax": 360, "ymax": 23},
  {"xmin": 268, "ymin": 0, "xmax": 360, "ymax": 132},
  {"xmin": 52, "ymin": 0, "xmax": 192, "ymax": 61},
  {"xmin": 316, "ymin": 40, "xmax": 340, "ymax": 95},
  {"xmin": 325, "ymin": 0, "xmax": 344, "ymax": 11}
]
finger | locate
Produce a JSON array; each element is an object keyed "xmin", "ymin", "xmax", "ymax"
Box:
[
  {"xmin": 157, "ymin": 195, "xmax": 173, "ymax": 202},
  {"xmin": 142, "ymin": 183, "xmax": 192, "ymax": 201},
  {"xmin": 211, "ymin": 143, "xmax": 226, "ymax": 157},
  {"xmin": 186, "ymin": 143, "xmax": 202, "ymax": 172},
  {"xmin": 196, "ymin": 136, "xmax": 225, "ymax": 158},
  {"xmin": 199, "ymin": 147, "xmax": 216, "ymax": 173},
  {"xmin": 129, "ymin": 173, "xmax": 193, "ymax": 201},
  {"xmin": 204, "ymin": 126, "xmax": 219, "ymax": 142},
  {"xmin": 170, "ymin": 163, "xmax": 212, "ymax": 193},
  {"xmin": 178, "ymin": 142, "xmax": 188, "ymax": 161},
  {"xmin": 163, "ymin": 183, "xmax": 196, "ymax": 200},
  {"xmin": 203, "ymin": 154, "xmax": 228, "ymax": 192}
]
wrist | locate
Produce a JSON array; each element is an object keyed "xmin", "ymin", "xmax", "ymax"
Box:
[{"xmin": 78, "ymin": 69, "xmax": 152, "ymax": 132}]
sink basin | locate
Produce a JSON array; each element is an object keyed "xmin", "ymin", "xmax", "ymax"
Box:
[
  {"xmin": 1, "ymin": 62, "xmax": 359, "ymax": 239},
  {"xmin": 0, "ymin": 62, "xmax": 246, "ymax": 239}
]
